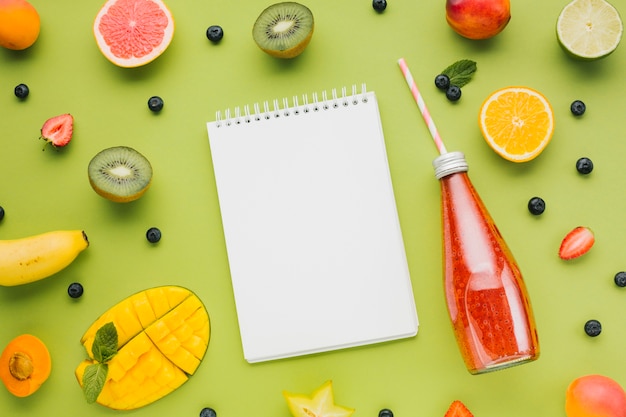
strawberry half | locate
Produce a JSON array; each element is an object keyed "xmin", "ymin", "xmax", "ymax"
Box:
[
  {"xmin": 444, "ymin": 400, "xmax": 474, "ymax": 417},
  {"xmin": 559, "ymin": 226, "xmax": 595, "ymax": 260},
  {"xmin": 40, "ymin": 113, "xmax": 73, "ymax": 149}
]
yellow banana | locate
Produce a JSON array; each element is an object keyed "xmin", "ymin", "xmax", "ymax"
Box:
[{"xmin": 0, "ymin": 230, "xmax": 89, "ymax": 286}]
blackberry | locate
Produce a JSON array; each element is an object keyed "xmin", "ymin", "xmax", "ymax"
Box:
[
  {"xmin": 146, "ymin": 227, "xmax": 162, "ymax": 243},
  {"xmin": 434, "ymin": 74, "xmax": 450, "ymax": 90},
  {"xmin": 379, "ymin": 409, "xmax": 394, "ymax": 417},
  {"xmin": 14, "ymin": 83, "xmax": 29, "ymax": 99},
  {"xmin": 68, "ymin": 282, "xmax": 84, "ymax": 298},
  {"xmin": 200, "ymin": 408, "xmax": 217, "ymax": 417},
  {"xmin": 527, "ymin": 196, "xmax": 546, "ymax": 215},
  {"xmin": 570, "ymin": 100, "xmax": 586, "ymax": 116},
  {"xmin": 576, "ymin": 157, "xmax": 593, "ymax": 174},
  {"xmin": 614, "ymin": 271, "xmax": 626, "ymax": 287},
  {"xmin": 206, "ymin": 25, "xmax": 224, "ymax": 42},
  {"xmin": 584, "ymin": 319, "xmax": 602, "ymax": 337},
  {"xmin": 446, "ymin": 85, "xmax": 462, "ymax": 101},
  {"xmin": 372, "ymin": 0, "xmax": 387, "ymax": 12},
  {"xmin": 148, "ymin": 96, "xmax": 164, "ymax": 112}
]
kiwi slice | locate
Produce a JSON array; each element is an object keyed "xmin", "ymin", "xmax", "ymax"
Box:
[
  {"xmin": 88, "ymin": 146, "xmax": 153, "ymax": 203},
  {"xmin": 252, "ymin": 2, "xmax": 314, "ymax": 58}
]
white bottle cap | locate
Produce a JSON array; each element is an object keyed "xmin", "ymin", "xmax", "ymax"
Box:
[{"xmin": 432, "ymin": 151, "xmax": 469, "ymax": 180}]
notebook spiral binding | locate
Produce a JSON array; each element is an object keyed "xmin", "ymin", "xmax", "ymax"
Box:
[{"xmin": 215, "ymin": 83, "xmax": 369, "ymax": 128}]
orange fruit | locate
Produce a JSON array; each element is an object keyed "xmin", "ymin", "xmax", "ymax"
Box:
[
  {"xmin": 479, "ymin": 86, "xmax": 555, "ymax": 162},
  {"xmin": 93, "ymin": 0, "xmax": 174, "ymax": 68},
  {"xmin": 0, "ymin": 0, "xmax": 40, "ymax": 50}
]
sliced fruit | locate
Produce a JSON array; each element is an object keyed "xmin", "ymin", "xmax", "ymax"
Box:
[
  {"xmin": 87, "ymin": 146, "xmax": 153, "ymax": 203},
  {"xmin": 0, "ymin": 0, "xmax": 40, "ymax": 50},
  {"xmin": 93, "ymin": 0, "xmax": 174, "ymax": 68},
  {"xmin": 444, "ymin": 400, "xmax": 474, "ymax": 417},
  {"xmin": 283, "ymin": 380, "xmax": 354, "ymax": 417},
  {"xmin": 0, "ymin": 334, "xmax": 51, "ymax": 397},
  {"xmin": 40, "ymin": 114, "xmax": 74, "ymax": 149},
  {"xmin": 559, "ymin": 226, "xmax": 595, "ymax": 260},
  {"xmin": 479, "ymin": 86, "xmax": 555, "ymax": 162},
  {"xmin": 557, "ymin": 0, "xmax": 623, "ymax": 60},
  {"xmin": 252, "ymin": 2, "xmax": 314, "ymax": 58},
  {"xmin": 75, "ymin": 286, "xmax": 210, "ymax": 410}
]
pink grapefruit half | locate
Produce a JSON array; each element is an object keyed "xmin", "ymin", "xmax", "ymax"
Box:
[{"xmin": 94, "ymin": 0, "xmax": 174, "ymax": 68}]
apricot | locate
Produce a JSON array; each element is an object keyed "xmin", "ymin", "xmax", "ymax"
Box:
[
  {"xmin": 565, "ymin": 374, "xmax": 626, "ymax": 417},
  {"xmin": 0, "ymin": 334, "xmax": 51, "ymax": 397},
  {"xmin": 445, "ymin": 0, "xmax": 511, "ymax": 40}
]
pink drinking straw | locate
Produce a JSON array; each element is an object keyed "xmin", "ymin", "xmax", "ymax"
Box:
[{"xmin": 397, "ymin": 58, "xmax": 448, "ymax": 155}]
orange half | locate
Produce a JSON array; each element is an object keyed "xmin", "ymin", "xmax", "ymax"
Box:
[{"xmin": 479, "ymin": 86, "xmax": 555, "ymax": 162}]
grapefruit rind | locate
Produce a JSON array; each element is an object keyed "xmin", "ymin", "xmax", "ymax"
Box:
[{"xmin": 93, "ymin": 0, "xmax": 175, "ymax": 68}]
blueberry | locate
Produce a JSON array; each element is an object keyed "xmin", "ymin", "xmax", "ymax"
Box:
[
  {"xmin": 372, "ymin": 0, "xmax": 387, "ymax": 12},
  {"xmin": 200, "ymin": 407, "xmax": 217, "ymax": 417},
  {"xmin": 584, "ymin": 319, "xmax": 602, "ymax": 337},
  {"xmin": 570, "ymin": 100, "xmax": 586, "ymax": 116},
  {"xmin": 206, "ymin": 25, "xmax": 224, "ymax": 42},
  {"xmin": 379, "ymin": 409, "xmax": 394, "ymax": 417},
  {"xmin": 614, "ymin": 271, "xmax": 626, "ymax": 287},
  {"xmin": 14, "ymin": 83, "xmax": 29, "ymax": 99},
  {"xmin": 434, "ymin": 74, "xmax": 450, "ymax": 90},
  {"xmin": 146, "ymin": 227, "xmax": 162, "ymax": 243},
  {"xmin": 527, "ymin": 196, "xmax": 546, "ymax": 215},
  {"xmin": 68, "ymin": 282, "xmax": 84, "ymax": 298},
  {"xmin": 446, "ymin": 85, "xmax": 462, "ymax": 101},
  {"xmin": 148, "ymin": 96, "xmax": 164, "ymax": 112},
  {"xmin": 0, "ymin": 206, "xmax": 4, "ymax": 221},
  {"xmin": 576, "ymin": 157, "xmax": 593, "ymax": 175}
]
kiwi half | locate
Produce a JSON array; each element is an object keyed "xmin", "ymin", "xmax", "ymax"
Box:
[
  {"xmin": 88, "ymin": 146, "xmax": 153, "ymax": 203},
  {"xmin": 252, "ymin": 2, "xmax": 314, "ymax": 58}
]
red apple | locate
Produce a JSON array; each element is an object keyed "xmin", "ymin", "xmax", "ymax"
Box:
[{"xmin": 446, "ymin": 0, "xmax": 511, "ymax": 40}]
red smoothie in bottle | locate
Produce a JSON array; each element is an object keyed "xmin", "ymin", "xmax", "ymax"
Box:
[{"xmin": 434, "ymin": 152, "xmax": 539, "ymax": 374}]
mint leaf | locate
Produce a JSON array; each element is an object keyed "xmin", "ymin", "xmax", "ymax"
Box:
[
  {"xmin": 92, "ymin": 322, "xmax": 118, "ymax": 363},
  {"xmin": 82, "ymin": 363, "xmax": 108, "ymax": 404},
  {"xmin": 441, "ymin": 59, "xmax": 477, "ymax": 88}
]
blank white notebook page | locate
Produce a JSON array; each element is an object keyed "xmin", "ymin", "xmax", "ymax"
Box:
[{"xmin": 207, "ymin": 87, "xmax": 418, "ymax": 363}]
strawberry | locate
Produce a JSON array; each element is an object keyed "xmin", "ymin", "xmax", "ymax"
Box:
[
  {"xmin": 40, "ymin": 113, "xmax": 73, "ymax": 149},
  {"xmin": 444, "ymin": 400, "xmax": 474, "ymax": 417},
  {"xmin": 559, "ymin": 226, "xmax": 595, "ymax": 260}
]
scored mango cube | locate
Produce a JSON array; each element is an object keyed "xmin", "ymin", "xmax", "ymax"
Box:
[{"xmin": 75, "ymin": 286, "xmax": 210, "ymax": 410}]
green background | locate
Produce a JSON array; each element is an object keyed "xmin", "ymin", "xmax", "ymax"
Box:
[{"xmin": 1, "ymin": 0, "xmax": 626, "ymax": 416}]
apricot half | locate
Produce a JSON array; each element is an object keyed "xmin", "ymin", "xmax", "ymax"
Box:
[{"xmin": 565, "ymin": 374, "xmax": 626, "ymax": 417}]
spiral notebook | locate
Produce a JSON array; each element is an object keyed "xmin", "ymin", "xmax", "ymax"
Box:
[{"xmin": 206, "ymin": 85, "xmax": 418, "ymax": 363}]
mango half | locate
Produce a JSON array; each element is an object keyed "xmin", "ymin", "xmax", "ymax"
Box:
[{"xmin": 75, "ymin": 286, "xmax": 210, "ymax": 410}]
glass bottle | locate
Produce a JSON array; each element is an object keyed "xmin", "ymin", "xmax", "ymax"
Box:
[{"xmin": 433, "ymin": 151, "xmax": 540, "ymax": 374}]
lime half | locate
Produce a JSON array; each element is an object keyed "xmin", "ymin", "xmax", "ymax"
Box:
[{"xmin": 557, "ymin": 0, "xmax": 623, "ymax": 60}]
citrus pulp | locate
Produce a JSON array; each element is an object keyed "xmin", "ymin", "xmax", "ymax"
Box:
[
  {"xmin": 556, "ymin": 0, "xmax": 623, "ymax": 60},
  {"xmin": 479, "ymin": 86, "xmax": 555, "ymax": 162},
  {"xmin": 93, "ymin": 0, "xmax": 174, "ymax": 68}
]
